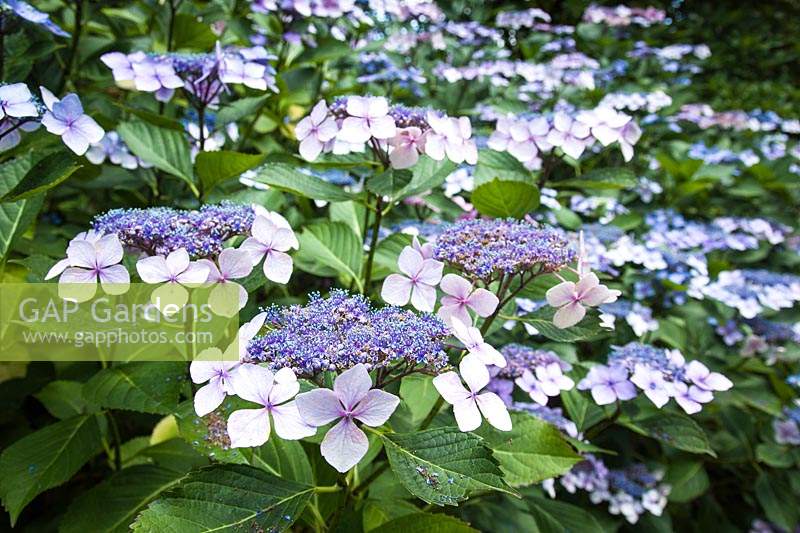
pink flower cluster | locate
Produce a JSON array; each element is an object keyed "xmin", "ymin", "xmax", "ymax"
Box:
[
  {"xmin": 489, "ymin": 106, "xmax": 642, "ymax": 165},
  {"xmin": 295, "ymin": 96, "xmax": 478, "ymax": 168}
]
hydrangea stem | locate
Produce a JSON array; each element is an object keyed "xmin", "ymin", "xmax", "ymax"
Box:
[{"xmin": 362, "ymin": 195, "xmax": 384, "ymax": 291}]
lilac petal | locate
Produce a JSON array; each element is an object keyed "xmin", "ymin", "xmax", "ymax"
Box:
[
  {"xmin": 459, "ymin": 355, "xmax": 490, "ymax": 393},
  {"xmin": 263, "ymin": 250, "xmax": 293, "ymax": 284},
  {"xmin": 440, "ymin": 273, "xmax": 471, "ymax": 299},
  {"xmin": 416, "ymin": 259, "xmax": 444, "ymax": 285},
  {"xmin": 231, "ymin": 364, "xmax": 273, "ymax": 406},
  {"xmin": 352, "ymin": 389, "xmax": 400, "ymax": 427},
  {"xmin": 219, "ymin": 248, "xmax": 253, "ymax": 279},
  {"xmin": 452, "ymin": 398, "xmax": 482, "ymax": 432},
  {"xmin": 45, "ymin": 258, "xmax": 70, "ymax": 280},
  {"xmin": 59, "ymin": 267, "xmax": 97, "ymax": 284},
  {"xmin": 369, "ymin": 115, "xmax": 397, "ymax": 139},
  {"xmin": 591, "ymin": 384, "xmax": 618, "ymax": 405},
  {"xmin": 613, "ymin": 380, "xmax": 637, "ymax": 401},
  {"xmin": 581, "ymin": 285, "xmax": 611, "ymax": 307},
  {"xmin": 467, "ymin": 288, "xmax": 499, "ymax": 317},
  {"xmin": 99, "ymin": 264, "xmax": 130, "ymax": 292},
  {"xmin": 136, "ymin": 256, "xmax": 170, "ymax": 283},
  {"xmin": 299, "ymin": 136, "xmax": 324, "ymax": 161},
  {"xmin": 333, "ymin": 364, "xmax": 372, "ymax": 411},
  {"xmin": 227, "ymin": 408, "xmax": 271, "ymax": 447},
  {"xmin": 189, "ymin": 359, "xmax": 222, "ymax": 384},
  {"xmin": 410, "ymin": 283, "xmax": 437, "ymax": 312},
  {"xmin": 476, "ymin": 392, "xmax": 512, "ymax": 431},
  {"xmin": 95, "ymin": 235, "xmax": 124, "ymax": 268},
  {"xmin": 295, "ymin": 388, "xmax": 342, "ymax": 426},
  {"xmin": 381, "ymin": 274, "xmax": 413, "ymax": 306},
  {"xmin": 66, "ymin": 239, "xmax": 96, "ymax": 269},
  {"xmin": 432, "ymin": 371, "xmax": 471, "ymax": 405},
  {"xmin": 271, "ymin": 402, "xmax": 317, "ymax": 440},
  {"xmin": 437, "ymin": 303, "xmax": 470, "ymax": 328},
  {"xmin": 176, "ymin": 262, "xmax": 210, "ymax": 284},
  {"xmin": 194, "ymin": 381, "xmax": 225, "ymax": 416},
  {"xmin": 397, "ymin": 247, "xmax": 424, "ymax": 278},
  {"xmin": 546, "ymin": 281, "xmax": 576, "ymax": 307},
  {"xmin": 553, "ymin": 302, "xmax": 586, "ymax": 329},
  {"xmin": 72, "ymin": 115, "xmax": 104, "ymax": 144},
  {"xmin": 321, "ymin": 418, "xmax": 369, "ymax": 473}
]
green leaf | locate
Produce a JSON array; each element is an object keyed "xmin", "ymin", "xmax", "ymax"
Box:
[
  {"xmin": 471, "ymin": 179, "xmax": 540, "ymax": 219},
  {"xmin": 0, "ymin": 151, "xmax": 81, "ymax": 202},
  {"xmin": 294, "ymin": 38, "xmax": 352, "ymax": 64},
  {"xmin": 245, "ymin": 438, "xmax": 313, "ymax": 484},
  {"xmin": 473, "ymin": 149, "xmax": 531, "ymax": 187},
  {"xmin": 526, "ymin": 494, "xmax": 608, "ymax": 533},
  {"xmin": 621, "ymin": 411, "xmax": 716, "ymax": 456},
  {"xmin": 398, "ymin": 157, "xmax": 456, "ymax": 199},
  {"xmin": 83, "ymin": 362, "xmax": 185, "ymax": 415},
  {"xmin": 557, "ymin": 167, "xmax": 637, "ymax": 190},
  {"xmin": 372, "ymin": 512, "xmax": 478, "ymax": 533},
  {"xmin": 118, "ymin": 121, "xmax": 196, "ymax": 195},
  {"xmin": 561, "ymin": 389, "xmax": 605, "ymax": 432},
  {"xmin": 362, "ymin": 499, "xmax": 420, "ymax": 532},
  {"xmin": 474, "ymin": 412, "xmax": 581, "ymax": 487},
  {"xmin": 216, "ymin": 95, "xmax": 269, "ymax": 126},
  {"xmin": 399, "ymin": 374, "xmax": 440, "ymax": 426},
  {"xmin": 171, "ymin": 13, "xmax": 217, "ymax": 50},
  {"xmin": 755, "ymin": 472, "xmax": 799, "ymax": 531},
  {"xmin": 503, "ymin": 307, "xmax": 607, "ymax": 342},
  {"xmin": 60, "ymin": 465, "xmax": 186, "ymax": 533},
  {"xmin": 35, "ymin": 380, "xmax": 92, "ymax": 419},
  {"xmin": 367, "ymin": 168, "xmax": 413, "ymax": 197},
  {"xmin": 381, "ymin": 426, "xmax": 517, "ymax": 506},
  {"xmin": 0, "ymin": 414, "xmax": 105, "ymax": 525},
  {"xmin": 0, "ymin": 154, "xmax": 45, "ymax": 262},
  {"xmin": 195, "ymin": 150, "xmax": 265, "ymax": 196},
  {"xmin": 329, "ymin": 200, "xmax": 365, "ymax": 238},
  {"xmin": 248, "ymin": 163, "xmax": 355, "ymax": 202},
  {"xmin": 664, "ymin": 460, "xmax": 710, "ymax": 503},
  {"xmin": 756, "ymin": 443, "xmax": 796, "ymax": 468},
  {"xmin": 295, "ymin": 222, "xmax": 363, "ymax": 290},
  {"xmin": 131, "ymin": 464, "xmax": 314, "ymax": 532}
]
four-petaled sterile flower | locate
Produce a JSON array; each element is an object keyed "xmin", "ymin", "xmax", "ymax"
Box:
[
  {"xmin": 684, "ymin": 361, "xmax": 733, "ymax": 392},
  {"xmin": 296, "ymin": 100, "xmax": 338, "ymax": 161},
  {"xmin": 670, "ymin": 381, "xmax": 712, "ymax": 414},
  {"xmin": 437, "ymin": 273, "xmax": 499, "ymax": 326},
  {"xmin": 241, "ymin": 215, "xmax": 296, "ymax": 284},
  {"xmin": 136, "ymin": 248, "xmax": 210, "ymax": 309},
  {"xmin": 411, "ymin": 235, "xmax": 435, "ymax": 259},
  {"xmin": 424, "ymin": 112, "xmax": 478, "ymax": 165},
  {"xmin": 190, "ymin": 358, "xmax": 238, "ymax": 416},
  {"xmin": 338, "ymin": 96, "xmax": 396, "ymax": 143},
  {"xmin": 381, "ymin": 246, "xmax": 443, "ymax": 312},
  {"xmin": 630, "ymin": 365, "xmax": 671, "ymax": 408},
  {"xmin": 53, "ymin": 233, "xmax": 130, "ymax": 300},
  {"xmin": 451, "ymin": 317, "xmax": 506, "ymax": 368},
  {"xmin": 40, "ymin": 87, "xmax": 104, "ymax": 155},
  {"xmin": 0, "ymin": 83, "xmax": 38, "ymax": 120},
  {"xmin": 546, "ymin": 112, "xmax": 591, "ymax": 160},
  {"xmin": 433, "ymin": 357, "xmax": 512, "ymax": 432},
  {"xmin": 577, "ymin": 364, "xmax": 637, "ymax": 405},
  {"xmin": 515, "ymin": 370, "xmax": 549, "ymax": 405},
  {"xmin": 295, "ymin": 364, "xmax": 400, "ymax": 472},
  {"xmin": 136, "ymin": 248, "xmax": 210, "ymax": 285},
  {"xmin": 199, "ymin": 248, "xmax": 254, "ymax": 316},
  {"xmin": 227, "ymin": 365, "xmax": 316, "ymax": 447},
  {"xmin": 546, "ymin": 272, "xmax": 620, "ymax": 328},
  {"xmin": 388, "ymin": 127, "xmax": 424, "ymax": 169},
  {"xmin": 508, "ymin": 117, "xmax": 551, "ymax": 162}
]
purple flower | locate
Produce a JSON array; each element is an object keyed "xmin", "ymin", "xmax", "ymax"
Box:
[
  {"xmin": 773, "ymin": 419, "xmax": 800, "ymax": 445},
  {"xmin": 338, "ymin": 96, "xmax": 396, "ymax": 143},
  {"xmin": 240, "ymin": 214, "xmax": 297, "ymax": 284},
  {"xmin": 578, "ymin": 364, "xmax": 637, "ymax": 405},
  {"xmin": 190, "ymin": 359, "xmax": 239, "ymax": 416},
  {"xmin": 546, "ymin": 112, "xmax": 591, "ymax": 160},
  {"xmin": 437, "ymin": 273, "xmax": 499, "ymax": 326},
  {"xmin": 39, "ymin": 87, "xmax": 104, "ymax": 155},
  {"xmin": 671, "ymin": 382, "xmax": 712, "ymax": 414},
  {"xmin": 199, "ymin": 248, "xmax": 253, "ymax": 316},
  {"xmin": 546, "ymin": 272, "xmax": 620, "ymax": 329},
  {"xmin": 451, "ymin": 317, "xmax": 507, "ymax": 368},
  {"xmin": 433, "ymin": 357, "xmax": 512, "ymax": 432},
  {"xmin": 295, "ymin": 364, "xmax": 400, "ymax": 472},
  {"xmin": 227, "ymin": 365, "xmax": 316, "ymax": 447},
  {"xmin": 630, "ymin": 365, "xmax": 671, "ymax": 408},
  {"xmin": 54, "ymin": 234, "xmax": 130, "ymax": 300},
  {"xmin": 295, "ymin": 100, "xmax": 338, "ymax": 161},
  {"xmin": 0, "ymin": 83, "xmax": 38, "ymax": 120},
  {"xmin": 381, "ymin": 246, "xmax": 444, "ymax": 312},
  {"xmin": 684, "ymin": 361, "xmax": 733, "ymax": 391}
]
